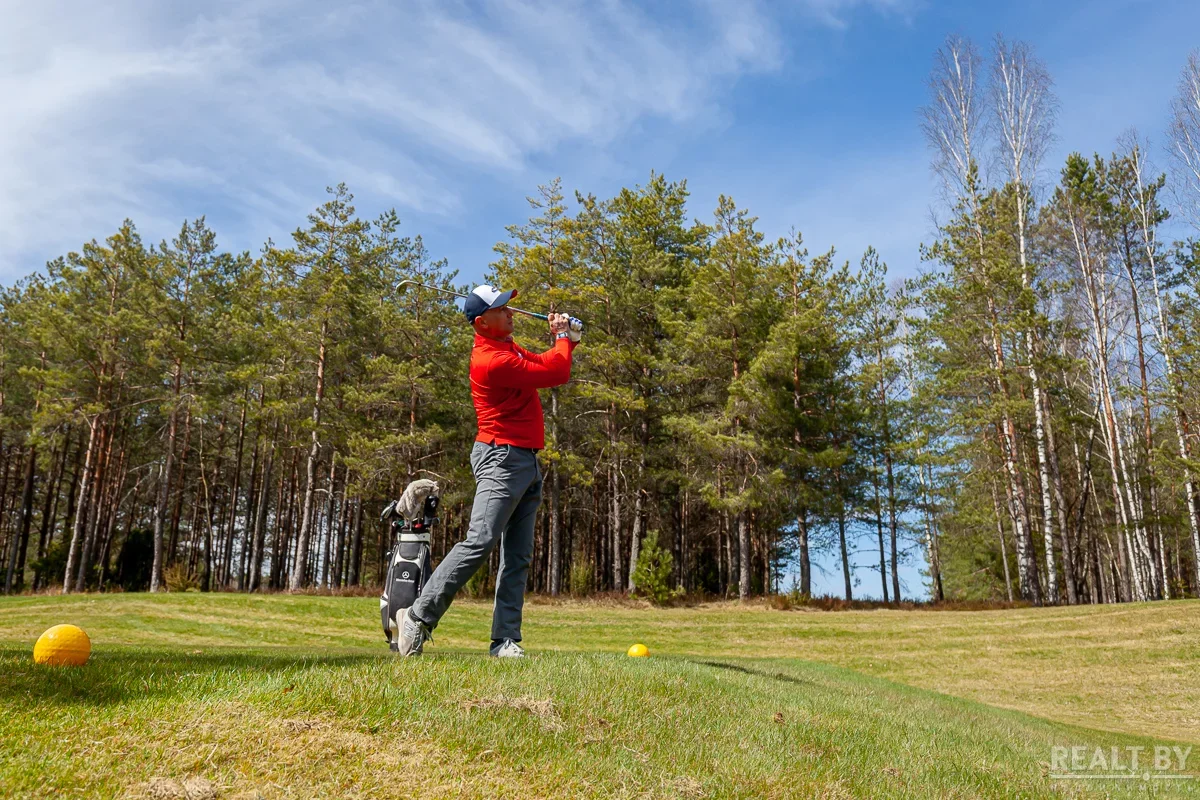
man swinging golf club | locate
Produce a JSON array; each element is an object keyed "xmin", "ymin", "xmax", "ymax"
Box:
[{"xmin": 398, "ymin": 285, "xmax": 581, "ymax": 658}]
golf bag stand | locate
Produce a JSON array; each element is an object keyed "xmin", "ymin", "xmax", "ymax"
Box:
[{"xmin": 379, "ymin": 485, "xmax": 440, "ymax": 650}]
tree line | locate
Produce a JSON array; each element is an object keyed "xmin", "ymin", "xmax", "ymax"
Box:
[{"xmin": 3, "ymin": 36, "xmax": 1200, "ymax": 605}]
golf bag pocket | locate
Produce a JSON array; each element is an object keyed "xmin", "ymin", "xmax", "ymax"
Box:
[{"xmin": 380, "ymin": 532, "xmax": 431, "ymax": 649}]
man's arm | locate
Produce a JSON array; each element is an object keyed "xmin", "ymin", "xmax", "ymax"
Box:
[
  {"xmin": 486, "ymin": 338, "xmax": 575, "ymax": 390},
  {"xmin": 516, "ymin": 337, "xmax": 573, "ymax": 366}
]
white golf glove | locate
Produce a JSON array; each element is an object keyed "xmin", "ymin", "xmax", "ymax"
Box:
[{"xmin": 551, "ymin": 313, "xmax": 582, "ymax": 342}]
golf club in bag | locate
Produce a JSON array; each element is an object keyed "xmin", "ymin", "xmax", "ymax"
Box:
[{"xmin": 379, "ymin": 479, "xmax": 440, "ymax": 650}]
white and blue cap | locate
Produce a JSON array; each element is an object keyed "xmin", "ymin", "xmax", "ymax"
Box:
[{"xmin": 464, "ymin": 284, "xmax": 517, "ymax": 324}]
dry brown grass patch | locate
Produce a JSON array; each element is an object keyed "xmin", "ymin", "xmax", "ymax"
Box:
[
  {"xmin": 145, "ymin": 775, "xmax": 217, "ymax": 800},
  {"xmin": 118, "ymin": 702, "xmax": 525, "ymax": 799},
  {"xmin": 458, "ymin": 694, "xmax": 565, "ymax": 732}
]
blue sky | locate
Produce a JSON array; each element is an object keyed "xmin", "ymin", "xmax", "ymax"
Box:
[{"xmin": 4, "ymin": 0, "xmax": 1199, "ymax": 598}]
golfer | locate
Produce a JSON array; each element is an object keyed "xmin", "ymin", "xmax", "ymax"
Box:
[{"xmin": 398, "ymin": 285, "xmax": 580, "ymax": 657}]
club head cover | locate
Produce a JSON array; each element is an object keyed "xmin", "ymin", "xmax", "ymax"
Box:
[{"xmin": 397, "ymin": 479, "xmax": 440, "ymax": 522}]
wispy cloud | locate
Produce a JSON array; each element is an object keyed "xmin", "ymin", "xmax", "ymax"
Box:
[
  {"xmin": 793, "ymin": 0, "xmax": 921, "ymax": 29},
  {"xmin": 0, "ymin": 0, "xmax": 911, "ymax": 279}
]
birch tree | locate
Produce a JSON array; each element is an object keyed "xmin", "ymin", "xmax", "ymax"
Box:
[
  {"xmin": 1119, "ymin": 136, "xmax": 1200, "ymax": 585},
  {"xmin": 922, "ymin": 35, "xmax": 1042, "ymax": 602},
  {"xmin": 1168, "ymin": 51, "xmax": 1200, "ymax": 230},
  {"xmin": 992, "ymin": 36, "xmax": 1065, "ymax": 602}
]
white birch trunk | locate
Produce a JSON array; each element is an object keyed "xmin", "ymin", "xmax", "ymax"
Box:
[
  {"xmin": 1168, "ymin": 53, "xmax": 1200, "ymax": 227},
  {"xmin": 914, "ymin": 450, "xmax": 943, "ymax": 600},
  {"xmin": 1068, "ymin": 205, "xmax": 1149, "ymax": 602},
  {"xmin": 990, "ymin": 477, "xmax": 1015, "ymax": 601},
  {"xmin": 924, "ymin": 37, "xmax": 1040, "ymax": 601},
  {"xmin": 993, "ymin": 37, "xmax": 1060, "ymax": 602},
  {"xmin": 1129, "ymin": 140, "xmax": 1200, "ymax": 585}
]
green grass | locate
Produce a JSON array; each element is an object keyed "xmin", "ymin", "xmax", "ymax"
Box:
[{"xmin": 1, "ymin": 593, "xmax": 1197, "ymax": 798}]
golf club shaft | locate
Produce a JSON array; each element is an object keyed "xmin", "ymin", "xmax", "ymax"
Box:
[{"xmin": 395, "ymin": 280, "xmax": 549, "ymax": 321}]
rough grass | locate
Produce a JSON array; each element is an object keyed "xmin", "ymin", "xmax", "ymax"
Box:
[{"xmin": 1, "ymin": 593, "xmax": 1197, "ymax": 799}]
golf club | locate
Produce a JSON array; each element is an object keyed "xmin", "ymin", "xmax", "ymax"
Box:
[{"xmin": 395, "ymin": 280, "xmax": 551, "ymax": 321}]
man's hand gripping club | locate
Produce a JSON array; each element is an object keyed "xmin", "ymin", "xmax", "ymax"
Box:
[{"xmin": 549, "ymin": 312, "xmax": 583, "ymax": 342}]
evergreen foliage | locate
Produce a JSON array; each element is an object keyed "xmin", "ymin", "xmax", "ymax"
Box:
[
  {"xmin": 2, "ymin": 40, "xmax": 1200, "ymax": 606},
  {"xmin": 631, "ymin": 530, "xmax": 675, "ymax": 604}
]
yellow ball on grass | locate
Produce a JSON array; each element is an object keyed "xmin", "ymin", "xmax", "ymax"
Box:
[
  {"xmin": 627, "ymin": 643, "xmax": 649, "ymax": 658},
  {"xmin": 33, "ymin": 624, "xmax": 91, "ymax": 666}
]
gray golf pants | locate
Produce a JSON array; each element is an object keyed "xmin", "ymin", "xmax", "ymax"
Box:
[{"xmin": 411, "ymin": 441, "xmax": 542, "ymax": 642}]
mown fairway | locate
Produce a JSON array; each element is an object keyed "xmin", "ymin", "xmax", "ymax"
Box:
[{"xmin": 1, "ymin": 594, "xmax": 1197, "ymax": 799}]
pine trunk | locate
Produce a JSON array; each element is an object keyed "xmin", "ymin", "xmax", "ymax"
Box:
[
  {"xmin": 321, "ymin": 456, "xmax": 337, "ymax": 586},
  {"xmin": 292, "ymin": 321, "xmax": 327, "ymax": 591},
  {"xmin": 872, "ymin": 452, "xmax": 889, "ymax": 603},
  {"xmin": 837, "ymin": 491, "xmax": 852, "ymax": 601},
  {"xmin": 5, "ymin": 444, "xmax": 35, "ymax": 593},
  {"xmin": 609, "ymin": 427, "xmax": 621, "ymax": 592},
  {"xmin": 33, "ymin": 440, "xmax": 65, "ymax": 591},
  {"xmin": 350, "ymin": 497, "xmax": 363, "ymax": 586},
  {"xmin": 627, "ymin": 423, "xmax": 646, "ymax": 593},
  {"xmin": 77, "ymin": 418, "xmax": 114, "ymax": 591},
  {"xmin": 884, "ymin": 442, "xmax": 901, "ymax": 603},
  {"xmin": 167, "ymin": 404, "xmax": 194, "ymax": 566},
  {"xmin": 63, "ymin": 420, "xmax": 100, "ymax": 594},
  {"xmin": 249, "ymin": 433, "xmax": 274, "ymax": 592},
  {"xmin": 96, "ymin": 435, "xmax": 129, "ymax": 588},
  {"xmin": 333, "ymin": 466, "xmax": 349, "ymax": 588},
  {"xmin": 797, "ymin": 510, "xmax": 811, "ymax": 596},
  {"xmin": 238, "ymin": 392, "xmax": 266, "ymax": 590},
  {"xmin": 151, "ymin": 360, "xmax": 183, "ymax": 593},
  {"xmin": 222, "ymin": 397, "xmax": 248, "ymax": 587}
]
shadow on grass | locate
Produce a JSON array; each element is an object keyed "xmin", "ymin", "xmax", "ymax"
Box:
[
  {"xmin": 694, "ymin": 659, "xmax": 815, "ymax": 688},
  {"xmin": 0, "ymin": 647, "xmax": 389, "ymax": 707}
]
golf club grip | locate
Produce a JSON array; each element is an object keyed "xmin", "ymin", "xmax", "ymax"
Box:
[{"xmin": 513, "ymin": 308, "xmax": 549, "ymax": 321}]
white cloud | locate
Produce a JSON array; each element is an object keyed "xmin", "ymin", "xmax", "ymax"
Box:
[
  {"xmin": 792, "ymin": 0, "xmax": 920, "ymax": 29},
  {"xmin": 0, "ymin": 0, "xmax": 909, "ymax": 280}
]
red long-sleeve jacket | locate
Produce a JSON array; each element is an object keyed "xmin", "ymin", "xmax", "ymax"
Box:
[{"xmin": 470, "ymin": 333, "xmax": 576, "ymax": 450}]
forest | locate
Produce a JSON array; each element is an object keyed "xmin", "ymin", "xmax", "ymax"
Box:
[{"xmin": 4, "ymin": 36, "xmax": 1200, "ymax": 606}]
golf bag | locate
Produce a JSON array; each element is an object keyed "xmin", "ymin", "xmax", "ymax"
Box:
[{"xmin": 379, "ymin": 480, "xmax": 440, "ymax": 650}]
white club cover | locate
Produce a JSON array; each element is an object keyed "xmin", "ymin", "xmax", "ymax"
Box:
[{"xmin": 397, "ymin": 479, "xmax": 440, "ymax": 522}]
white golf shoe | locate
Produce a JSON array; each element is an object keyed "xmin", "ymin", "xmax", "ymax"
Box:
[
  {"xmin": 489, "ymin": 638, "xmax": 525, "ymax": 658},
  {"xmin": 397, "ymin": 608, "xmax": 432, "ymax": 657}
]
